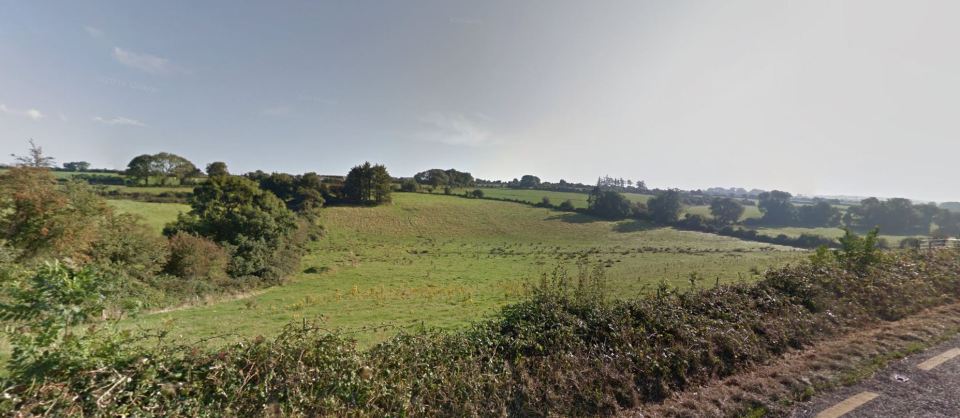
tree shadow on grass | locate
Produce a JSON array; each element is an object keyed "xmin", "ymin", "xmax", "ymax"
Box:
[
  {"xmin": 544, "ymin": 213, "xmax": 659, "ymax": 233},
  {"xmin": 612, "ymin": 219, "xmax": 658, "ymax": 233},
  {"xmin": 544, "ymin": 212, "xmax": 605, "ymax": 224}
]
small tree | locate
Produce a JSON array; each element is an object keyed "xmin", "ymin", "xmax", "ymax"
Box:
[
  {"xmin": 558, "ymin": 199, "xmax": 575, "ymax": 211},
  {"xmin": 709, "ymin": 197, "xmax": 745, "ymax": 226},
  {"xmin": 648, "ymin": 189, "xmax": 682, "ymax": 224},
  {"xmin": 62, "ymin": 161, "xmax": 90, "ymax": 171},
  {"xmin": 471, "ymin": 189, "xmax": 484, "ymax": 198},
  {"xmin": 588, "ymin": 191, "xmax": 631, "ymax": 220},
  {"xmin": 206, "ymin": 161, "xmax": 229, "ymax": 177},
  {"xmin": 400, "ymin": 179, "xmax": 418, "ymax": 192},
  {"xmin": 834, "ymin": 228, "xmax": 883, "ymax": 274},
  {"xmin": 519, "ymin": 175, "xmax": 541, "ymax": 188},
  {"xmin": 10, "ymin": 139, "xmax": 55, "ymax": 168}
]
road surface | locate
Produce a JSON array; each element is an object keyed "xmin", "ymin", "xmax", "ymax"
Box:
[{"xmin": 792, "ymin": 334, "xmax": 960, "ymax": 417}]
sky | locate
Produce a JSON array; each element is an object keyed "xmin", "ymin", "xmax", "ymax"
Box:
[{"xmin": 2, "ymin": 1, "xmax": 959, "ymax": 202}]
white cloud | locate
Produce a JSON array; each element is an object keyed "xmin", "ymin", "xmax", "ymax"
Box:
[
  {"xmin": 1, "ymin": 103, "xmax": 44, "ymax": 120},
  {"xmin": 112, "ymin": 47, "xmax": 182, "ymax": 75},
  {"xmin": 99, "ymin": 77, "xmax": 160, "ymax": 93},
  {"xmin": 416, "ymin": 112, "xmax": 497, "ymax": 147},
  {"xmin": 83, "ymin": 26, "xmax": 104, "ymax": 38},
  {"xmin": 93, "ymin": 116, "xmax": 146, "ymax": 127}
]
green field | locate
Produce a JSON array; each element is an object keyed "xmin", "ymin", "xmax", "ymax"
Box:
[
  {"xmin": 452, "ymin": 188, "xmax": 764, "ymax": 221},
  {"xmin": 106, "ymin": 200, "xmax": 190, "ymax": 234},
  {"xmin": 449, "ymin": 187, "xmax": 652, "ymax": 208},
  {"xmin": 98, "ymin": 185, "xmax": 194, "ymax": 195},
  {"xmin": 123, "ymin": 193, "xmax": 804, "ymax": 347},
  {"xmin": 684, "ymin": 203, "xmax": 763, "ymax": 221},
  {"xmin": 753, "ymin": 226, "xmax": 918, "ymax": 246}
]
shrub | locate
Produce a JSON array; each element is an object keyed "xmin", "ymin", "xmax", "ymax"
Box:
[
  {"xmin": 470, "ymin": 189, "xmax": 484, "ymax": 198},
  {"xmin": 400, "ymin": 179, "xmax": 418, "ymax": 192},
  {"xmin": 164, "ymin": 175, "xmax": 301, "ymax": 282},
  {"xmin": 834, "ymin": 228, "xmax": 882, "ymax": 273},
  {"xmin": 8, "ymin": 250, "xmax": 960, "ymax": 416},
  {"xmin": 165, "ymin": 232, "xmax": 229, "ymax": 282},
  {"xmin": 558, "ymin": 199, "xmax": 575, "ymax": 211},
  {"xmin": 89, "ymin": 213, "xmax": 169, "ymax": 279}
]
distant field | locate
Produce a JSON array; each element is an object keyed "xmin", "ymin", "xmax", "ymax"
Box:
[
  {"xmin": 106, "ymin": 200, "xmax": 190, "ymax": 234},
  {"xmin": 98, "ymin": 185, "xmax": 194, "ymax": 195},
  {"xmin": 447, "ymin": 187, "xmax": 652, "ymax": 209},
  {"xmin": 685, "ymin": 204, "xmax": 763, "ymax": 221},
  {"xmin": 124, "ymin": 193, "xmax": 804, "ymax": 347},
  {"xmin": 50, "ymin": 170, "xmax": 124, "ymax": 180},
  {"xmin": 452, "ymin": 188, "xmax": 764, "ymax": 220},
  {"xmin": 753, "ymin": 226, "xmax": 918, "ymax": 246}
]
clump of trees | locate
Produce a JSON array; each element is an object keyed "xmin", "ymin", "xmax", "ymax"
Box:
[
  {"xmin": 246, "ymin": 170, "xmax": 326, "ymax": 212},
  {"xmin": 343, "ymin": 162, "xmax": 392, "ymax": 204},
  {"xmin": 413, "ymin": 169, "xmax": 474, "ymax": 188},
  {"xmin": 125, "ymin": 152, "xmax": 200, "ymax": 186},
  {"xmin": 587, "ymin": 190, "xmax": 631, "ymax": 219},
  {"xmin": 164, "ymin": 174, "xmax": 310, "ymax": 282},
  {"xmin": 62, "ymin": 161, "xmax": 91, "ymax": 171}
]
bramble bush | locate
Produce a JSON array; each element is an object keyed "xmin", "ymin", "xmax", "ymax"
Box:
[{"xmin": 3, "ymin": 243, "xmax": 960, "ymax": 416}]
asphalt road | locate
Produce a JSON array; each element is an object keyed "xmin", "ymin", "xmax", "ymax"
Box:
[{"xmin": 791, "ymin": 334, "xmax": 960, "ymax": 418}]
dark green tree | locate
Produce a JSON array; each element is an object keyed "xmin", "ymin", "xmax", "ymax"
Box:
[
  {"xmin": 519, "ymin": 175, "xmax": 541, "ymax": 188},
  {"xmin": 164, "ymin": 175, "xmax": 300, "ymax": 280},
  {"xmin": 757, "ymin": 190, "xmax": 797, "ymax": 225},
  {"xmin": 205, "ymin": 161, "xmax": 229, "ymax": 177},
  {"xmin": 709, "ymin": 197, "xmax": 745, "ymax": 226},
  {"xmin": 648, "ymin": 189, "xmax": 682, "ymax": 224},
  {"xmin": 125, "ymin": 155, "xmax": 154, "ymax": 185},
  {"xmin": 343, "ymin": 162, "xmax": 392, "ymax": 204},
  {"xmin": 588, "ymin": 190, "xmax": 631, "ymax": 220},
  {"xmin": 61, "ymin": 161, "xmax": 90, "ymax": 171},
  {"xmin": 797, "ymin": 201, "xmax": 842, "ymax": 227}
]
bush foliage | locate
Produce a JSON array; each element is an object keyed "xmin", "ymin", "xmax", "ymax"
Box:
[{"xmin": 3, "ymin": 245, "xmax": 960, "ymax": 416}]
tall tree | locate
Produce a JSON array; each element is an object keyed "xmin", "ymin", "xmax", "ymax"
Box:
[
  {"xmin": 344, "ymin": 162, "xmax": 392, "ymax": 204},
  {"xmin": 125, "ymin": 154, "xmax": 155, "ymax": 185},
  {"xmin": 151, "ymin": 152, "xmax": 197, "ymax": 185}
]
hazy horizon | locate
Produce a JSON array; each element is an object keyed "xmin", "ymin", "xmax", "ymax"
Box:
[{"xmin": 3, "ymin": 1, "xmax": 960, "ymax": 202}]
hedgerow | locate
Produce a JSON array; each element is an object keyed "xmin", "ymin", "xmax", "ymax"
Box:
[{"xmin": 3, "ymin": 247, "xmax": 960, "ymax": 416}]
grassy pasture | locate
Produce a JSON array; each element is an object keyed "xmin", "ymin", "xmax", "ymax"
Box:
[
  {"xmin": 451, "ymin": 188, "xmax": 764, "ymax": 221},
  {"xmin": 753, "ymin": 226, "xmax": 919, "ymax": 246},
  {"xmin": 106, "ymin": 200, "xmax": 189, "ymax": 234},
  {"xmin": 124, "ymin": 193, "xmax": 804, "ymax": 347},
  {"xmin": 98, "ymin": 185, "xmax": 193, "ymax": 195},
  {"xmin": 447, "ymin": 187, "xmax": 652, "ymax": 209}
]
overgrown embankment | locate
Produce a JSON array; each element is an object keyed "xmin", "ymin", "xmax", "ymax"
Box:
[{"xmin": 3, "ymin": 247, "xmax": 960, "ymax": 416}]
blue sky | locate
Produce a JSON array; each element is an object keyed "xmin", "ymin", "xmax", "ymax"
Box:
[{"xmin": 3, "ymin": 1, "xmax": 960, "ymax": 201}]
